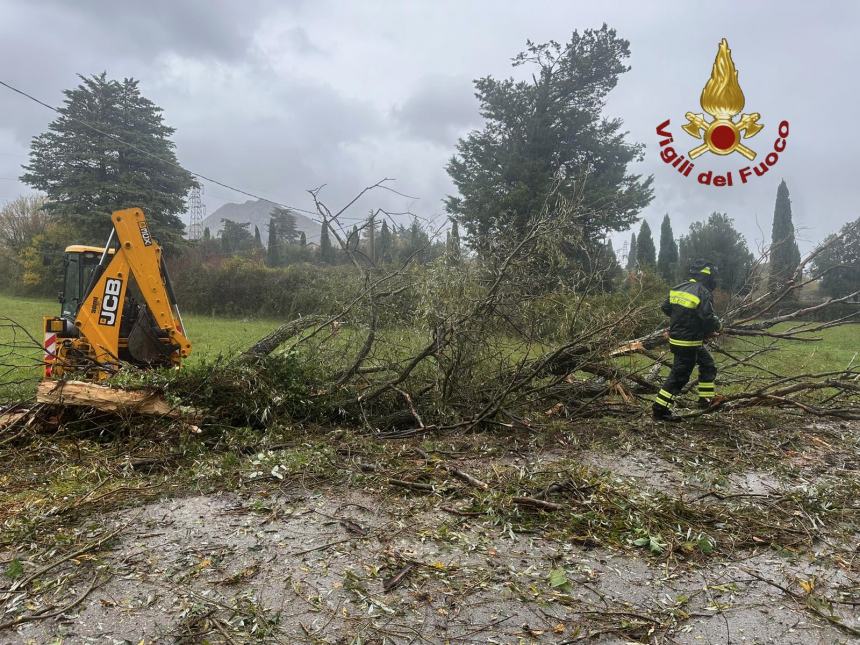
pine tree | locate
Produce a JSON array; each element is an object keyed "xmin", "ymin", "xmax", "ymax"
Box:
[
  {"xmin": 636, "ymin": 220, "xmax": 656, "ymax": 268},
  {"xmin": 21, "ymin": 73, "xmax": 196, "ymax": 249},
  {"xmin": 378, "ymin": 219, "xmax": 392, "ymax": 263},
  {"xmin": 657, "ymin": 213, "xmax": 679, "ymax": 283},
  {"xmin": 812, "ymin": 218, "xmax": 860, "ymax": 298},
  {"xmin": 319, "ymin": 222, "xmax": 333, "ymax": 264},
  {"xmin": 271, "ymin": 207, "xmax": 299, "ymax": 244},
  {"xmin": 626, "ymin": 232, "xmax": 637, "ymax": 270},
  {"xmin": 769, "ymin": 180, "xmax": 801, "ymax": 289},
  {"xmin": 445, "ymin": 27, "xmax": 652, "ymax": 252},
  {"xmin": 679, "ymin": 212, "xmax": 754, "ymax": 293}
]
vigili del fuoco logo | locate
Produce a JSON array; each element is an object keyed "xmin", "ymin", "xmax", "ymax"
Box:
[{"xmin": 655, "ymin": 38, "xmax": 789, "ymax": 187}]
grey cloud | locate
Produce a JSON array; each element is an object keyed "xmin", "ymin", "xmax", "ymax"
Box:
[
  {"xmin": 391, "ymin": 76, "xmax": 480, "ymax": 146},
  {"xmin": 36, "ymin": 0, "xmax": 274, "ymax": 61},
  {"xmin": 283, "ymin": 27, "xmax": 324, "ymax": 56},
  {"xmin": 1, "ymin": 0, "xmax": 859, "ymax": 248}
]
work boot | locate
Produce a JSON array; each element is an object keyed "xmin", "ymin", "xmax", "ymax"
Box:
[{"xmin": 652, "ymin": 405, "xmax": 683, "ymax": 423}]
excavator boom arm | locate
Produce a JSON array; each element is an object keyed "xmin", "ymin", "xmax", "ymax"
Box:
[{"xmin": 71, "ymin": 208, "xmax": 191, "ymax": 369}]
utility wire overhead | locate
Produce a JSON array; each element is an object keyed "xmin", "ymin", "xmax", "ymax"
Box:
[{"xmin": 0, "ymin": 78, "xmax": 359, "ymax": 220}]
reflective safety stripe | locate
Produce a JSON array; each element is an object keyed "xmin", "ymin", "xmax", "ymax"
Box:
[
  {"xmin": 669, "ymin": 337, "xmax": 703, "ymax": 347},
  {"xmin": 654, "ymin": 388, "xmax": 674, "ymax": 408},
  {"xmin": 669, "ymin": 290, "xmax": 701, "ymax": 309},
  {"xmin": 698, "ymin": 382, "xmax": 715, "ymax": 398},
  {"xmin": 700, "ymin": 267, "xmax": 711, "ymax": 275}
]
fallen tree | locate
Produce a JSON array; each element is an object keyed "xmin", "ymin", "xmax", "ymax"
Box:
[{"xmin": 0, "ymin": 182, "xmax": 857, "ymax": 435}]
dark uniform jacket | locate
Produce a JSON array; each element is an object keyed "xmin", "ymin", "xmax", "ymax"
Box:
[{"xmin": 660, "ymin": 279, "xmax": 721, "ymax": 347}]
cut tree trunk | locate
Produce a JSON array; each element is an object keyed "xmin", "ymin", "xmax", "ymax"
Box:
[{"xmin": 36, "ymin": 380, "xmax": 201, "ymax": 421}]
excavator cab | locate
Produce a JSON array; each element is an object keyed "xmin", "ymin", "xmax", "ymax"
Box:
[
  {"xmin": 44, "ymin": 208, "xmax": 191, "ymax": 379},
  {"xmin": 59, "ymin": 246, "xmax": 112, "ymax": 321}
]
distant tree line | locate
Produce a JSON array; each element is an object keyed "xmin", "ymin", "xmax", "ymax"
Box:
[{"xmin": 195, "ymin": 209, "xmax": 450, "ymax": 269}]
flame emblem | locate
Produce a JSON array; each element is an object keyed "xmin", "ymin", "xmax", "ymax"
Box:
[{"xmin": 682, "ymin": 39, "xmax": 763, "ymax": 159}]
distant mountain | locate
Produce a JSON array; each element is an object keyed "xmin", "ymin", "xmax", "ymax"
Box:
[{"xmin": 199, "ymin": 199, "xmax": 320, "ymax": 243}]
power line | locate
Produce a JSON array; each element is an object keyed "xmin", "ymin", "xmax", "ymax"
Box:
[{"xmin": 0, "ymin": 78, "xmax": 321, "ymax": 218}]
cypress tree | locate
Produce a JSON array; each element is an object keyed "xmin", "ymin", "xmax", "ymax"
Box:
[
  {"xmin": 636, "ymin": 220, "xmax": 656, "ymax": 268},
  {"xmin": 299, "ymin": 231, "xmax": 307, "ymax": 247},
  {"xmin": 626, "ymin": 232, "xmax": 637, "ymax": 270},
  {"xmin": 657, "ymin": 213, "xmax": 679, "ymax": 283},
  {"xmin": 448, "ymin": 220, "xmax": 461, "ymax": 263},
  {"xmin": 254, "ymin": 225, "xmax": 262, "ymax": 249},
  {"xmin": 266, "ymin": 217, "xmax": 280, "ymax": 266},
  {"xmin": 379, "ymin": 219, "xmax": 392, "ymax": 263},
  {"xmin": 349, "ymin": 225, "xmax": 360, "ymax": 253},
  {"xmin": 319, "ymin": 222, "xmax": 333, "ymax": 264},
  {"xmin": 203, "ymin": 226, "xmax": 210, "ymax": 241},
  {"xmin": 769, "ymin": 180, "xmax": 801, "ymax": 289}
]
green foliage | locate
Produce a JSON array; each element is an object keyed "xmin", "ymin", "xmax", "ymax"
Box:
[
  {"xmin": 636, "ymin": 220, "xmax": 656, "ymax": 268},
  {"xmin": 271, "ymin": 207, "xmax": 299, "ymax": 245},
  {"xmin": 266, "ymin": 216, "xmax": 280, "ymax": 266},
  {"xmin": 220, "ymin": 219, "xmax": 253, "ymax": 255},
  {"xmin": 398, "ymin": 218, "xmax": 430, "ymax": 264},
  {"xmin": 446, "ymin": 220, "xmax": 461, "ymax": 265},
  {"xmin": 678, "ymin": 213, "xmax": 753, "ymax": 293},
  {"xmin": 769, "ymin": 180, "xmax": 801, "ymax": 289},
  {"xmin": 445, "ymin": 26, "xmax": 652, "ymax": 253},
  {"xmin": 626, "ymin": 232, "xmax": 637, "ymax": 270},
  {"xmin": 21, "ymin": 73, "xmax": 195, "ymax": 250},
  {"xmin": 378, "ymin": 220, "xmax": 392, "ymax": 263},
  {"xmin": 4, "ymin": 558, "xmax": 23, "ymax": 580},
  {"xmin": 813, "ymin": 217, "xmax": 860, "ymax": 299},
  {"xmin": 548, "ymin": 568, "xmax": 572, "ymax": 592},
  {"xmin": 20, "ymin": 221, "xmax": 77, "ymax": 296},
  {"xmin": 170, "ymin": 257, "xmax": 360, "ymax": 317},
  {"xmin": 0, "ymin": 195, "xmax": 49, "ymax": 253},
  {"xmin": 125, "ymin": 353, "xmax": 315, "ymax": 427},
  {"xmin": 657, "ymin": 213, "xmax": 678, "ymax": 283},
  {"xmin": 319, "ymin": 222, "xmax": 334, "ymax": 264}
]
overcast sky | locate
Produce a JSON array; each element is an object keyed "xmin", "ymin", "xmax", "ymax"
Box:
[{"xmin": 1, "ymin": 1, "xmax": 858, "ymax": 258}]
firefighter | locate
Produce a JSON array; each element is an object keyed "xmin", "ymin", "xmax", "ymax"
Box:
[{"xmin": 652, "ymin": 259, "xmax": 722, "ymax": 422}]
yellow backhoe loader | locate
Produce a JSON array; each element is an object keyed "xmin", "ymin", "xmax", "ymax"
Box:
[{"xmin": 43, "ymin": 207, "xmax": 192, "ymax": 380}]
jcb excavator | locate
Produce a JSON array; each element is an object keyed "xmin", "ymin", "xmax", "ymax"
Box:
[{"xmin": 43, "ymin": 207, "xmax": 192, "ymax": 380}]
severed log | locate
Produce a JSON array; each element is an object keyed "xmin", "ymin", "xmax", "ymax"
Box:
[
  {"xmin": 242, "ymin": 315, "xmax": 328, "ymax": 358},
  {"xmin": 0, "ymin": 408, "xmax": 29, "ymax": 431},
  {"xmin": 36, "ymin": 380, "xmax": 202, "ymax": 422}
]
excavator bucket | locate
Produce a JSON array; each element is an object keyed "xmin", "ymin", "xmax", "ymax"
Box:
[{"xmin": 127, "ymin": 308, "xmax": 175, "ymax": 365}]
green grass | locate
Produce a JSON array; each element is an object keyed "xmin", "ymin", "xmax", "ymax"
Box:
[
  {"xmin": 0, "ymin": 292, "xmax": 284, "ymax": 401},
  {"xmin": 3, "ymin": 290, "xmax": 857, "ymax": 404},
  {"xmin": 753, "ymin": 323, "xmax": 859, "ymax": 373},
  {"xmin": 612, "ymin": 321, "xmax": 859, "ymax": 398}
]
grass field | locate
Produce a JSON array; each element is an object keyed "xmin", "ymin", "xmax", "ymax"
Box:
[
  {"xmin": 2, "ymin": 291, "xmax": 858, "ymax": 402},
  {"xmin": 0, "ymin": 292, "xmax": 283, "ymax": 400}
]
